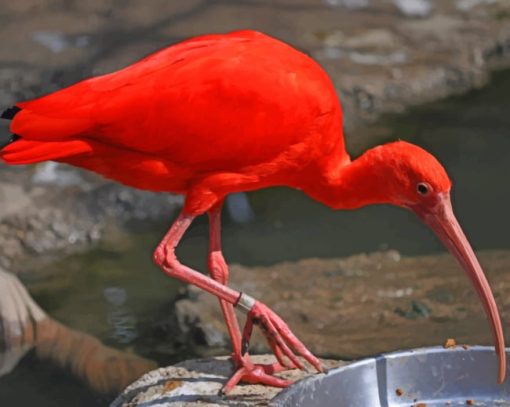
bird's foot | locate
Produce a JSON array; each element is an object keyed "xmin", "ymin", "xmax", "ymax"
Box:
[
  {"xmin": 221, "ymin": 358, "xmax": 293, "ymax": 394},
  {"xmin": 240, "ymin": 301, "xmax": 324, "ymax": 374}
]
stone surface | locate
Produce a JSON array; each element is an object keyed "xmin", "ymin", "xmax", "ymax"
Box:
[
  {"xmin": 0, "ymin": 166, "xmax": 183, "ymax": 273},
  {"xmin": 111, "ymin": 355, "xmax": 345, "ymax": 407}
]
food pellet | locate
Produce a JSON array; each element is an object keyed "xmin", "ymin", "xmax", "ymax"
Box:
[{"xmin": 443, "ymin": 338, "xmax": 457, "ymax": 348}]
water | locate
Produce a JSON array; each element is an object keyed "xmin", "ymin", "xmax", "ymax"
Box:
[
  {"xmin": 2, "ymin": 70, "xmax": 510, "ymax": 405},
  {"xmin": 26, "ymin": 232, "xmax": 180, "ymax": 348}
]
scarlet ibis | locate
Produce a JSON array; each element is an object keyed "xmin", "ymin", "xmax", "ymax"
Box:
[{"xmin": 0, "ymin": 30, "xmax": 505, "ymax": 392}]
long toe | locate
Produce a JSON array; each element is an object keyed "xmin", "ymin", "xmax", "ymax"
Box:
[
  {"xmin": 260, "ymin": 361, "xmax": 293, "ymax": 375},
  {"xmin": 221, "ymin": 364, "xmax": 293, "ymax": 394}
]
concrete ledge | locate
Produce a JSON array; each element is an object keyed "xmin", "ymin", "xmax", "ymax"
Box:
[{"xmin": 111, "ymin": 355, "xmax": 346, "ymax": 407}]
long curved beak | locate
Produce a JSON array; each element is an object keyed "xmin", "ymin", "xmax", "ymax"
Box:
[{"xmin": 411, "ymin": 192, "xmax": 506, "ymax": 383}]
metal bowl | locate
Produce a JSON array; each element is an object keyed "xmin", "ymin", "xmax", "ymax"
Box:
[{"xmin": 270, "ymin": 346, "xmax": 510, "ymax": 406}]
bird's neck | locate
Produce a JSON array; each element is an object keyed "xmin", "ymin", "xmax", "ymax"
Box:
[{"xmin": 302, "ymin": 147, "xmax": 390, "ymax": 210}]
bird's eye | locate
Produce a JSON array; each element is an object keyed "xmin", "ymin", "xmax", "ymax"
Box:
[{"xmin": 417, "ymin": 182, "xmax": 431, "ymax": 196}]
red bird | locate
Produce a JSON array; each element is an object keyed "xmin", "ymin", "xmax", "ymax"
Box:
[{"xmin": 0, "ymin": 30, "xmax": 506, "ymax": 392}]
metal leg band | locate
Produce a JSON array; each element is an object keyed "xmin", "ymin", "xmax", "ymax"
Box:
[{"xmin": 235, "ymin": 292, "xmax": 256, "ymax": 313}]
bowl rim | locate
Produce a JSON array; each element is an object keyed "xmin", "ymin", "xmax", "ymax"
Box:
[{"xmin": 270, "ymin": 345, "xmax": 504, "ymax": 406}]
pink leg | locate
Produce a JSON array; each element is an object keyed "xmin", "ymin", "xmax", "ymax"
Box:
[
  {"xmin": 208, "ymin": 203, "xmax": 298, "ymax": 392},
  {"xmin": 207, "ymin": 202, "xmax": 243, "ymax": 358},
  {"xmin": 153, "ymin": 210, "xmax": 323, "ymax": 393}
]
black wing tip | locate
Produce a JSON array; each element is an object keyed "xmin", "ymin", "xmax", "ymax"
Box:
[
  {"xmin": 0, "ymin": 134, "xmax": 20, "ymax": 150},
  {"xmin": 1, "ymin": 106, "xmax": 21, "ymax": 120}
]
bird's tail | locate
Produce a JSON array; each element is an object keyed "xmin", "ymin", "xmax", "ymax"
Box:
[
  {"xmin": 1, "ymin": 106, "xmax": 21, "ymax": 120},
  {"xmin": 0, "ymin": 106, "xmax": 21, "ymax": 149},
  {"xmin": 0, "ymin": 105, "xmax": 92, "ymax": 165}
]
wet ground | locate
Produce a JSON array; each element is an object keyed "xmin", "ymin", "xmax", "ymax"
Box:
[{"xmin": 1, "ymin": 68, "xmax": 508, "ymax": 405}]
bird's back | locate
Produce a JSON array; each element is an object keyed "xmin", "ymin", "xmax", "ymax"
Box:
[{"xmin": 3, "ymin": 31, "xmax": 346, "ymax": 191}]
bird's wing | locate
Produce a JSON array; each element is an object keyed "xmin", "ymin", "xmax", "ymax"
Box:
[
  {"xmin": 11, "ymin": 30, "xmax": 343, "ymax": 172},
  {"xmin": 11, "ymin": 31, "xmax": 254, "ymax": 139}
]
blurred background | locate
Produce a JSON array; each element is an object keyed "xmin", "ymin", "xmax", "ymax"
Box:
[{"xmin": 0, "ymin": 0, "xmax": 510, "ymax": 405}]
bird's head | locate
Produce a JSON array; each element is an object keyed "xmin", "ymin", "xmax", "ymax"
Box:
[
  {"xmin": 356, "ymin": 141, "xmax": 452, "ymax": 207},
  {"xmin": 345, "ymin": 141, "xmax": 506, "ymax": 382}
]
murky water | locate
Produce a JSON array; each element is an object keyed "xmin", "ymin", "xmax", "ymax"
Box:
[
  {"xmin": 2, "ymin": 71, "xmax": 510, "ymax": 405},
  {"xmin": 26, "ymin": 231, "xmax": 180, "ymax": 348}
]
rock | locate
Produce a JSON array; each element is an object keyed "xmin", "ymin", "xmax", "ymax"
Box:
[
  {"xmin": 175, "ymin": 295, "xmax": 229, "ymax": 349},
  {"xmin": 455, "ymin": 0, "xmax": 497, "ymax": 12},
  {"xmin": 392, "ymin": 0, "xmax": 433, "ymax": 17},
  {"xmin": 0, "ymin": 183, "xmax": 31, "ymax": 219},
  {"xmin": 111, "ymin": 355, "xmax": 346, "ymax": 407},
  {"xmin": 324, "ymin": 0, "xmax": 371, "ymax": 9},
  {"xmin": 0, "ymin": 165, "xmax": 183, "ymax": 273}
]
